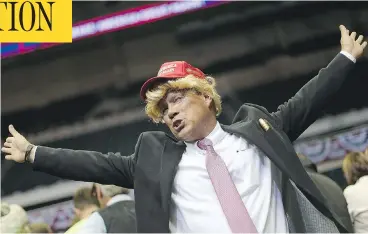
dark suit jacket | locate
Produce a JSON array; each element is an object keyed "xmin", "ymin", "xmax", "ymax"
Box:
[
  {"xmin": 307, "ymin": 171, "xmax": 354, "ymax": 233},
  {"xmin": 300, "ymin": 156, "xmax": 354, "ymax": 232},
  {"xmin": 98, "ymin": 200, "xmax": 136, "ymax": 233},
  {"xmin": 33, "ymin": 54, "xmax": 354, "ymax": 233}
]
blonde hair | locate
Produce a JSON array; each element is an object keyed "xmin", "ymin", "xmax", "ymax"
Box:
[
  {"xmin": 22, "ymin": 222, "xmax": 52, "ymax": 233},
  {"xmin": 73, "ymin": 187, "xmax": 99, "ymax": 210},
  {"xmin": 342, "ymin": 151, "xmax": 368, "ymax": 185},
  {"xmin": 145, "ymin": 75, "xmax": 222, "ymax": 123}
]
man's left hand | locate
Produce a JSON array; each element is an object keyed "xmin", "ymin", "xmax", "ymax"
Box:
[{"xmin": 340, "ymin": 25, "xmax": 367, "ymax": 59}]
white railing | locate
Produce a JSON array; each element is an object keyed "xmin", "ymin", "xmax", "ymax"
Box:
[
  {"xmin": 27, "ymin": 107, "xmax": 147, "ymax": 144},
  {"xmin": 25, "ymin": 106, "xmax": 368, "ymax": 145}
]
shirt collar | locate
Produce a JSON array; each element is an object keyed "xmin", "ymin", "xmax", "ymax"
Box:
[
  {"xmin": 184, "ymin": 121, "xmax": 226, "ymax": 148},
  {"xmin": 106, "ymin": 194, "xmax": 132, "ymax": 207}
]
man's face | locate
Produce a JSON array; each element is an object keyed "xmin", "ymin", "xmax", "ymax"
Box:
[{"xmin": 160, "ymin": 90, "xmax": 213, "ymax": 141}]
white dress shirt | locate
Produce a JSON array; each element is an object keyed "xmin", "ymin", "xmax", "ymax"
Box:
[
  {"xmin": 344, "ymin": 175, "xmax": 368, "ymax": 233},
  {"xmin": 340, "ymin": 50, "xmax": 356, "ymax": 63},
  {"xmin": 76, "ymin": 194, "xmax": 133, "ymax": 233},
  {"xmin": 169, "ymin": 122, "xmax": 289, "ymax": 233}
]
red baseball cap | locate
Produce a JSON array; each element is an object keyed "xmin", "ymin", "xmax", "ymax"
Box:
[{"xmin": 140, "ymin": 61, "xmax": 206, "ymax": 101}]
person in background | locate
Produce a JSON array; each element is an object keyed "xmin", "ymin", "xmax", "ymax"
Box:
[
  {"xmin": 297, "ymin": 154, "xmax": 353, "ymax": 232},
  {"xmin": 0, "ymin": 202, "xmax": 29, "ymax": 233},
  {"xmin": 342, "ymin": 151, "xmax": 368, "ymax": 233},
  {"xmin": 65, "ymin": 187, "xmax": 99, "ymax": 234},
  {"xmin": 22, "ymin": 222, "xmax": 53, "ymax": 233},
  {"xmin": 76, "ymin": 184, "xmax": 136, "ymax": 233}
]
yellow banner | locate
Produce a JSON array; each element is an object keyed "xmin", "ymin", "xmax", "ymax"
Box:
[{"xmin": 0, "ymin": 0, "xmax": 72, "ymax": 42}]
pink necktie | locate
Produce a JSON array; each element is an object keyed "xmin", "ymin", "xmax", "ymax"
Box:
[{"xmin": 198, "ymin": 138, "xmax": 258, "ymax": 233}]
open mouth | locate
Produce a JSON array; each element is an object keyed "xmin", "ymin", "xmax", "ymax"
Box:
[{"xmin": 173, "ymin": 119, "xmax": 184, "ymax": 132}]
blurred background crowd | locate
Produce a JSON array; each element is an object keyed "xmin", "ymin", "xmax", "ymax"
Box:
[{"xmin": 1, "ymin": 1, "xmax": 368, "ymax": 233}]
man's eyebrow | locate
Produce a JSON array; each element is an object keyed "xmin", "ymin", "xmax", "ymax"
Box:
[{"xmin": 166, "ymin": 92, "xmax": 178, "ymax": 101}]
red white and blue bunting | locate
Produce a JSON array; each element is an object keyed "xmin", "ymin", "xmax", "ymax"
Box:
[
  {"xmin": 27, "ymin": 200, "xmax": 74, "ymax": 232},
  {"xmin": 294, "ymin": 126, "xmax": 368, "ymax": 164}
]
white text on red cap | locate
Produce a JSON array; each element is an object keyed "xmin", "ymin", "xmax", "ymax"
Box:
[
  {"xmin": 158, "ymin": 68, "xmax": 176, "ymax": 75},
  {"xmin": 158, "ymin": 64, "xmax": 177, "ymax": 74}
]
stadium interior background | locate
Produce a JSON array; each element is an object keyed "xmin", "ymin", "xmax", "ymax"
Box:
[{"xmin": 1, "ymin": 1, "xmax": 368, "ymax": 232}]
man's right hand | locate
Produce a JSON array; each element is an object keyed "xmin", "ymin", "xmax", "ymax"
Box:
[
  {"xmin": 2, "ymin": 125, "xmax": 32, "ymax": 163},
  {"xmin": 340, "ymin": 25, "xmax": 367, "ymax": 59}
]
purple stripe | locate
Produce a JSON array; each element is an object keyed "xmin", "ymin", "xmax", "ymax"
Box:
[{"xmin": 1, "ymin": 1, "xmax": 228, "ymax": 59}]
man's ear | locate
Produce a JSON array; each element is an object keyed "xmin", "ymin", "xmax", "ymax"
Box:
[
  {"xmin": 203, "ymin": 94, "xmax": 213, "ymax": 108},
  {"xmin": 96, "ymin": 185, "xmax": 103, "ymax": 200}
]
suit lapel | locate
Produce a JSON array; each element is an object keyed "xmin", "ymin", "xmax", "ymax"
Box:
[
  {"xmin": 222, "ymin": 120, "xmax": 327, "ymax": 207},
  {"xmin": 159, "ymin": 139, "xmax": 186, "ymax": 213}
]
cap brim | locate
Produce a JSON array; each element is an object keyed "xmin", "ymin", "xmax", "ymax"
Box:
[{"xmin": 140, "ymin": 76, "xmax": 175, "ymax": 101}]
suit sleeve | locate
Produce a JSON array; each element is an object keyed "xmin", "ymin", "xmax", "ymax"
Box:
[
  {"xmin": 271, "ymin": 53, "xmax": 355, "ymax": 142},
  {"xmin": 32, "ymin": 133, "xmax": 144, "ymax": 189}
]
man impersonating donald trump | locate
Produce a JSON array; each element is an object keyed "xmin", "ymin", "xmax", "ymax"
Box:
[{"xmin": 3, "ymin": 25, "xmax": 367, "ymax": 233}]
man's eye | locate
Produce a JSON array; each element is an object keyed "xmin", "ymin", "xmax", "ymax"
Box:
[{"xmin": 174, "ymin": 96, "xmax": 183, "ymax": 103}]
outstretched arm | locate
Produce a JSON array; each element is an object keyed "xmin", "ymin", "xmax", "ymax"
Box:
[
  {"xmin": 271, "ymin": 25, "xmax": 366, "ymax": 142},
  {"xmin": 2, "ymin": 125, "xmax": 142, "ymax": 188}
]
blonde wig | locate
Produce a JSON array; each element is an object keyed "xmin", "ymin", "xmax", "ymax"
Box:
[
  {"xmin": 342, "ymin": 151, "xmax": 368, "ymax": 185},
  {"xmin": 145, "ymin": 75, "xmax": 222, "ymax": 123}
]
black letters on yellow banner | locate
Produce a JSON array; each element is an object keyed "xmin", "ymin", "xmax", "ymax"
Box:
[{"xmin": 0, "ymin": 1, "xmax": 55, "ymax": 32}]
